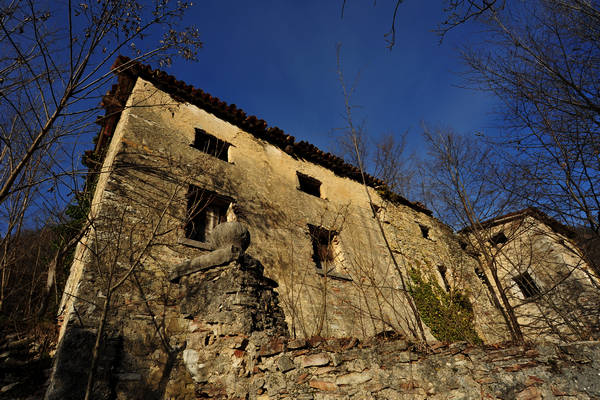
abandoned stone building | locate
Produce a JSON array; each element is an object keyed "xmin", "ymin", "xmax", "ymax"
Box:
[
  {"xmin": 46, "ymin": 57, "xmax": 599, "ymax": 399},
  {"xmin": 461, "ymin": 208, "xmax": 599, "ymax": 341}
]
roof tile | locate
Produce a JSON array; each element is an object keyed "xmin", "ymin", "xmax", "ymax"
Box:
[{"xmin": 94, "ymin": 56, "xmax": 431, "ymax": 215}]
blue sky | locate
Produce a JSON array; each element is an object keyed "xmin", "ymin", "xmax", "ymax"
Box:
[{"xmin": 168, "ymin": 0, "xmax": 499, "ymax": 156}]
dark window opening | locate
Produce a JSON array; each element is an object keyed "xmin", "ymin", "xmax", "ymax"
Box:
[
  {"xmin": 459, "ymin": 241, "xmax": 467, "ymax": 250},
  {"xmin": 437, "ymin": 265, "xmax": 450, "ymax": 292},
  {"xmin": 489, "ymin": 231, "xmax": 508, "ymax": 245},
  {"xmin": 474, "ymin": 267, "xmax": 487, "ymax": 283},
  {"xmin": 297, "ymin": 172, "xmax": 321, "ymax": 197},
  {"xmin": 185, "ymin": 186, "xmax": 232, "ymax": 242},
  {"xmin": 419, "ymin": 224, "xmax": 430, "ymax": 239},
  {"xmin": 514, "ymin": 272, "xmax": 541, "ymax": 298},
  {"xmin": 308, "ymin": 225, "xmax": 337, "ymax": 270},
  {"xmin": 192, "ymin": 128, "xmax": 230, "ymax": 162}
]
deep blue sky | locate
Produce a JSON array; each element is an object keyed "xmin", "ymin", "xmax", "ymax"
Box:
[{"xmin": 168, "ymin": 0, "xmax": 498, "ymax": 156}]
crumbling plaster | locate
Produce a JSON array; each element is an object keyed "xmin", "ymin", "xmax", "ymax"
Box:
[
  {"xmin": 47, "ymin": 71, "xmax": 600, "ymax": 399},
  {"xmin": 57, "ymin": 76, "xmax": 509, "ymax": 347},
  {"xmin": 464, "ymin": 215, "xmax": 600, "ymax": 341}
]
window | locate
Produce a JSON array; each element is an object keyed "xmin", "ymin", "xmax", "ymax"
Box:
[
  {"xmin": 514, "ymin": 272, "xmax": 541, "ymax": 298},
  {"xmin": 474, "ymin": 267, "xmax": 486, "ymax": 282},
  {"xmin": 419, "ymin": 224, "xmax": 430, "ymax": 239},
  {"xmin": 308, "ymin": 225, "xmax": 337, "ymax": 270},
  {"xmin": 489, "ymin": 231, "xmax": 508, "ymax": 245},
  {"xmin": 191, "ymin": 128, "xmax": 230, "ymax": 162},
  {"xmin": 437, "ymin": 265, "xmax": 450, "ymax": 292},
  {"xmin": 297, "ymin": 172, "xmax": 321, "ymax": 197},
  {"xmin": 185, "ymin": 186, "xmax": 232, "ymax": 242}
]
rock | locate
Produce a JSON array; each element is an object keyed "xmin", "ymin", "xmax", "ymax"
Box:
[
  {"xmin": 309, "ymin": 379, "xmax": 337, "ymax": 391},
  {"xmin": 183, "ymin": 349, "xmax": 208, "ymax": 383},
  {"xmin": 169, "ymin": 245, "xmax": 243, "ymax": 282},
  {"xmin": 396, "ymin": 351, "xmax": 412, "ymax": 363},
  {"xmin": 259, "ymin": 338, "xmax": 285, "ymax": 357},
  {"xmin": 307, "ymin": 336, "xmax": 324, "ymax": 348},
  {"xmin": 525, "ymin": 375, "xmax": 544, "ymax": 385},
  {"xmin": 336, "ymin": 371, "xmax": 372, "ymax": 385},
  {"xmin": 116, "ymin": 373, "xmax": 142, "ymax": 381},
  {"xmin": 209, "ymin": 221, "xmax": 250, "ymax": 252},
  {"xmin": 301, "ymin": 353, "xmax": 330, "ymax": 368},
  {"xmin": 287, "ymin": 338, "xmax": 307, "ymax": 350},
  {"xmin": 277, "ymin": 355, "xmax": 295, "ymax": 373},
  {"xmin": 516, "ymin": 386, "xmax": 542, "ymax": 400},
  {"xmin": 346, "ymin": 358, "xmax": 367, "ymax": 372},
  {"xmin": 296, "ymin": 372, "xmax": 309, "ymax": 384},
  {"xmin": 229, "ymin": 335, "xmax": 248, "ymax": 349},
  {"xmin": 314, "ymin": 366, "xmax": 335, "ymax": 375}
]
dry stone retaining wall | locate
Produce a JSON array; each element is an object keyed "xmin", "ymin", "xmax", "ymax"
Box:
[
  {"xmin": 47, "ymin": 232, "xmax": 600, "ymax": 399},
  {"xmin": 238, "ymin": 336, "xmax": 600, "ymax": 399}
]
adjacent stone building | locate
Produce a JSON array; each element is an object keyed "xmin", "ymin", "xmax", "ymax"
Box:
[
  {"xmin": 46, "ymin": 57, "xmax": 598, "ymax": 398},
  {"xmin": 461, "ymin": 208, "xmax": 600, "ymax": 341}
]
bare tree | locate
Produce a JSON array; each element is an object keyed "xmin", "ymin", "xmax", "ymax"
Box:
[
  {"xmin": 332, "ymin": 45, "xmax": 416, "ymax": 198},
  {"xmin": 0, "ymin": 0, "xmax": 201, "ymax": 329},
  {"xmin": 421, "ymin": 126, "xmax": 526, "ymax": 344},
  {"xmin": 336, "ymin": 46, "xmax": 429, "ymax": 343},
  {"xmin": 348, "ymin": 0, "xmax": 600, "ymax": 251},
  {"xmin": 373, "ymin": 131, "xmax": 416, "ymax": 197},
  {"xmin": 421, "ymin": 126, "xmax": 600, "ymax": 342},
  {"xmin": 0, "ymin": 0, "xmax": 201, "ymax": 204},
  {"xmin": 341, "ymin": 0, "xmax": 405, "ymax": 49},
  {"xmin": 441, "ymin": 0, "xmax": 600, "ymax": 273}
]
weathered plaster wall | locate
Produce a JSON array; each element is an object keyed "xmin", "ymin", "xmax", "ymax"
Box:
[
  {"xmin": 54, "ymin": 76, "xmax": 507, "ymax": 344},
  {"xmin": 465, "ymin": 215, "xmax": 600, "ymax": 341},
  {"xmin": 48, "ymin": 226, "xmax": 600, "ymax": 399}
]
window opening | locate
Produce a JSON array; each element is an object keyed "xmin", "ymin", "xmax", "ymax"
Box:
[
  {"xmin": 297, "ymin": 172, "xmax": 321, "ymax": 197},
  {"xmin": 489, "ymin": 231, "xmax": 508, "ymax": 245},
  {"xmin": 474, "ymin": 267, "xmax": 486, "ymax": 282},
  {"xmin": 459, "ymin": 240, "xmax": 467, "ymax": 250},
  {"xmin": 185, "ymin": 186, "xmax": 232, "ymax": 242},
  {"xmin": 192, "ymin": 128, "xmax": 230, "ymax": 162},
  {"xmin": 308, "ymin": 225, "xmax": 337, "ymax": 270},
  {"xmin": 419, "ymin": 224, "xmax": 430, "ymax": 239},
  {"xmin": 437, "ymin": 265, "xmax": 450, "ymax": 292},
  {"xmin": 514, "ymin": 272, "xmax": 541, "ymax": 298}
]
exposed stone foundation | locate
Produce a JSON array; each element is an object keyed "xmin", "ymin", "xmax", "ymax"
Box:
[
  {"xmin": 228, "ymin": 336, "xmax": 600, "ymax": 399},
  {"xmin": 47, "ymin": 224, "xmax": 600, "ymax": 398}
]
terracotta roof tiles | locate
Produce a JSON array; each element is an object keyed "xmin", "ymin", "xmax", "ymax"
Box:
[
  {"xmin": 460, "ymin": 207, "xmax": 575, "ymax": 238},
  {"xmin": 91, "ymin": 55, "xmax": 431, "ymax": 216}
]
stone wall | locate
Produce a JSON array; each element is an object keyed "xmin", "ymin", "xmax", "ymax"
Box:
[
  {"xmin": 47, "ymin": 227, "xmax": 600, "ymax": 399},
  {"xmin": 464, "ymin": 214, "xmax": 600, "ymax": 342},
  {"xmin": 57, "ymin": 75, "xmax": 508, "ymax": 345},
  {"xmin": 222, "ymin": 336, "xmax": 600, "ymax": 400}
]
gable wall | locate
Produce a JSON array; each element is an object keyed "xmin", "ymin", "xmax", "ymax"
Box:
[
  {"xmin": 57, "ymin": 76, "xmax": 510, "ymax": 352},
  {"xmin": 464, "ymin": 215, "xmax": 600, "ymax": 341}
]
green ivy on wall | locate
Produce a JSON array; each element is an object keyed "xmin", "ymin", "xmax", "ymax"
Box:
[{"xmin": 409, "ymin": 268, "xmax": 482, "ymax": 344}]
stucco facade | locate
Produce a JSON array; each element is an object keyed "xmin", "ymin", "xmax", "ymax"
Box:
[
  {"xmin": 46, "ymin": 57, "xmax": 600, "ymax": 398},
  {"xmin": 462, "ymin": 209, "xmax": 600, "ymax": 341},
  {"xmin": 57, "ymin": 64, "xmax": 504, "ymax": 342}
]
